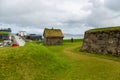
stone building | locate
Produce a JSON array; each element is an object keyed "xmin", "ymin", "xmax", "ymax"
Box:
[
  {"xmin": 0, "ymin": 33, "xmax": 9, "ymax": 40},
  {"xmin": 81, "ymin": 27, "xmax": 120, "ymax": 56},
  {"xmin": 0, "ymin": 28, "xmax": 12, "ymax": 41},
  {"xmin": 43, "ymin": 28, "xmax": 64, "ymax": 45}
]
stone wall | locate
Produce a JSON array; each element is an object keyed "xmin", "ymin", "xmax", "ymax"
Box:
[
  {"xmin": 44, "ymin": 37, "xmax": 63, "ymax": 45},
  {"xmin": 81, "ymin": 30, "xmax": 120, "ymax": 56}
]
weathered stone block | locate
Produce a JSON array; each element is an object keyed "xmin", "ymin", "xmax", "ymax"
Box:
[{"xmin": 81, "ymin": 27, "xmax": 120, "ymax": 56}]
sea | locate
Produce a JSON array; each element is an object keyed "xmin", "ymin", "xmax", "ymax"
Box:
[
  {"xmin": 13, "ymin": 33, "xmax": 84, "ymax": 39},
  {"xmin": 64, "ymin": 34, "xmax": 84, "ymax": 39}
]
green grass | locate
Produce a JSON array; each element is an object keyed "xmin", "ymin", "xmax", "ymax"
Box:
[
  {"xmin": 0, "ymin": 39, "xmax": 120, "ymax": 80},
  {"xmin": 86, "ymin": 26, "xmax": 120, "ymax": 33},
  {"xmin": 0, "ymin": 42, "xmax": 70, "ymax": 80}
]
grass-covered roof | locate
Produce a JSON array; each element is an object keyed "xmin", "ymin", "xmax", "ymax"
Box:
[
  {"xmin": 0, "ymin": 32, "xmax": 9, "ymax": 35},
  {"xmin": 44, "ymin": 28, "xmax": 64, "ymax": 38},
  {"xmin": 86, "ymin": 26, "xmax": 120, "ymax": 33}
]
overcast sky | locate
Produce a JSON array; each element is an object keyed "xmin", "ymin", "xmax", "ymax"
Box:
[{"xmin": 0, "ymin": 0, "xmax": 120, "ymax": 34}]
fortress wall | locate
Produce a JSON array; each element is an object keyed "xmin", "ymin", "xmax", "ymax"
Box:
[{"xmin": 81, "ymin": 30, "xmax": 120, "ymax": 56}]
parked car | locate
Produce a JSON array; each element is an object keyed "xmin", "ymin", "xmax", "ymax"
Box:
[
  {"xmin": 3, "ymin": 40, "xmax": 12, "ymax": 46},
  {"xmin": 12, "ymin": 43, "xmax": 19, "ymax": 47},
  {"xmin": 3, "ymin": 40, "xmax": 12, "ymax": 45}
]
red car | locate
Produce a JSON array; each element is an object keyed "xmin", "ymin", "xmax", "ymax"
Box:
[{"xmin": 12, "ymin": 43, "xmax": 19, "ymax": 47}]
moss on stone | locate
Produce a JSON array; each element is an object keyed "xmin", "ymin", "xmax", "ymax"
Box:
[{"xmin": 86, "ymin": 26, "xmax": 120, "ymax": 33}]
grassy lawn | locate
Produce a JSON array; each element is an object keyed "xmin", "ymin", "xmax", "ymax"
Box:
[{"xmin": 0, "ymin": 39, "xmax": 120, "ymax": 80}]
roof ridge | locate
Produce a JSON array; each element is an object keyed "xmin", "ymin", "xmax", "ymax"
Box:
[{"xmin": 43, "ymin": 28, "xmax": 64, "ymax": 38}]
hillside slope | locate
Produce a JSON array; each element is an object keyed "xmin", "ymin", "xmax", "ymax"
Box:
[{"xmin": 0, "ymin": 40, "xmax": 120, "ymax": 80}]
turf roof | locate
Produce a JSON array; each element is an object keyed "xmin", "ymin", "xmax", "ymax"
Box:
[
  {"xmin": 44, "ymin": 28, "xmax": 64, "ymax": 37},
  {"xmin": 86, "ymin": 26, "xmax": 120, "ymax": 33},
  {"xmin": 0, "ymin": 32, "xmax": 9, "ymax": 34}
]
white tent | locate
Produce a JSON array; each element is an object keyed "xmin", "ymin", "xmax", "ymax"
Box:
[{"xmin": 13, "ymin": 35, "xmax": 25, "ymax": 46}]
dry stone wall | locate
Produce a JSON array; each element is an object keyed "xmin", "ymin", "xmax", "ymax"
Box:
[{"xmin": 81, "ymin": 30, "xmax": 120, "ymax": 56}]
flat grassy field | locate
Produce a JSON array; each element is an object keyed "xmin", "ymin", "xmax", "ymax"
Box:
[{"xmin": 0, "ymin": 39, "xmax": 120, "ymax": 80}]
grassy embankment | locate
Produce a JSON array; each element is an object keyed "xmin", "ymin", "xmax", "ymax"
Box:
[
  {"xmin": 86, "ymin": 26, "xmax": 120, "ymax": 33},
  {"xmin": 0, "ymin": 39, "xmax": 120, "ymax": 80}
]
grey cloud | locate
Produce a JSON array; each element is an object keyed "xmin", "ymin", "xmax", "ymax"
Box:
[
  {"xmin": 0, "ymin": 0, "xmax": 91, "ymax": 24},
  {"xmin": 0, "ymin": 0, "xmax": 120, "ymax": 35},
  {"xmin": 83, "ymin": 0, "xmax": 120, "ymax": 28},
  {"xmin": 104, "ymin": 0, "xmax": 120, "ymax": 11}
]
